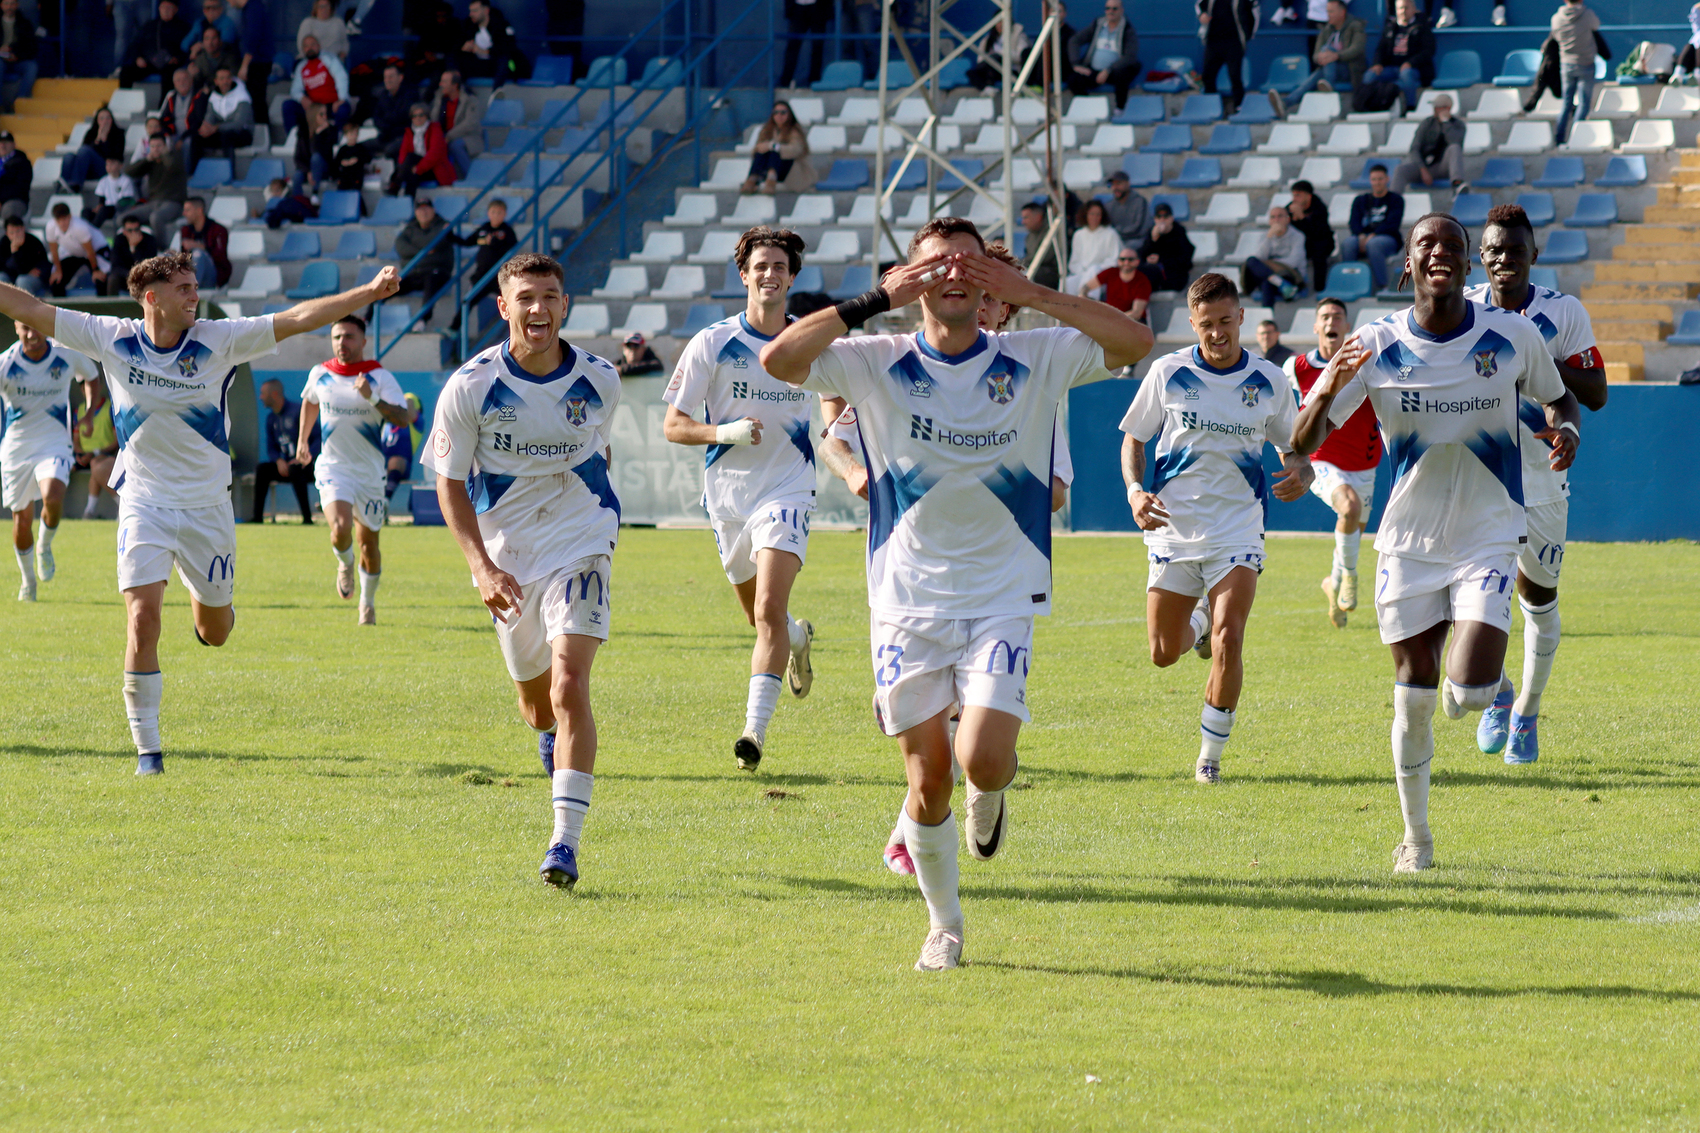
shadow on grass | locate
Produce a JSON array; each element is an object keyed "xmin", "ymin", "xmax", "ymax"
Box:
[
  {"xmin": 1021, "ymin": 763, "xmax": 1700, "ymax": 792},
  {"xmin": 1162, "ymin": 872, "xmax": 1700, "ymax": 903},
  {"xmin": 0, "ymin": 743, "xmax": 271, "ymax": 763},
  {"xmin": 597, "ymin": 771, "xmax": 901, "ymax": 788}
]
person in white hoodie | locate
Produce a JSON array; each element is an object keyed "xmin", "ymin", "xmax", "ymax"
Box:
[{"xmin": 188, "ymin": 65, "xmax": 253, "ymax": 174}]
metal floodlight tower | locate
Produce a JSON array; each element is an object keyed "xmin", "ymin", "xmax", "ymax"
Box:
[{"xmin": 869, "ymin": 0, "xmax": 1069, "ymax": 279}]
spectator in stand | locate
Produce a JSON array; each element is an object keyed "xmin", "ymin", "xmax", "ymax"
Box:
[
  {"xmin": 844, "ymin": 0, "xmax": 880, "ymax": 75},
  {"xmin": 189, "ymin": 25, "xmax": 242, "ymax": 90},
  {"xmin": 1195, "ymin": 0, "xmax": 1255, "ymax": 114},
  {"xmin": 113, "ymin": 0, "xmax": 155, "ymax": 74},
  {"xmin": 0, "ymin": 213, "xmax": 47, "ymax": 294},
  {"xmin": 1551, "ymin": 0, "xmax": 1600, "ymax": 145},
  {"xmin": 331, "ymin": 119, "xmax": 370, "ymax": 191},
  {"xmin": 1102, "ymin": 170, "xmax": 1151, "ymax": 247},
  {"xmin": 1672, "ymin": 0, "xmax": 1700, "ymax": 84},
  {"xmin": 1066, "ymin": 0, "xmax": 1140, "ymax": 109},
  {"xmin": 1255, "ymin": 319, "xmax": 1294, "ymax": 367},
  {"xmin": 259, "ymin": 176, "xmax": 313, "ymax": 226},
  {"xmin": 615, "ymin": 333, "xmax": 665, "ymax": 376},
  {"xmin": 131, "ymin": 114, "xmax": 164, "ymax": 162},
  {"xmin": 63, "ymin": 108, "xmax": 128, "ymax": 191},
  {"xmin": 255, "ymin": 378, "xmax": 318, "ymax": 525},
  {"xmin": 1064, "ymin": 198, "xmax": 1120, "ymax": 293},
  {"xmin": 120, "ymin": 0, "xmax": 191, "ymax": 86},
  {"xmin": 105, "ymin": 214, "xmax": 158, "ymax": 296},
  {"xmin": 85, "ymin": 157, "xmax": 139, "ymax": 229},
  {"xmin": 448, "ymin": 196, "xmax": 515, "ymax": 327},
  {"xmin": 296, "ymin": 0, "xmax": 349, "ymax": 61},
  {"xmin": 966, "ymin": 18, "xmax": 1031, "ymax": 90},
  {"xmin": 364, "ymin": 63, "xmax": 412, "ymax": 159},
  {"xmin": 123, "ymin": 133, "xmax": 189, "ymax": 236},
  {"xmin": 1242, "ymin": 203, "xmax": 1307, "ymax": 304},
  {"xmin": 407, "ymin": 0, "xmax": 462, "ymax": 88},
  {"xmin": 1286, "ymin": 178, "xmax": 1334, "ymax": 292},
  {"xmin": 228, "ymin": 0, "xmax": 273, "ymax": 112},
  {"xmin": 291, "ymin": 100, "xmax": 338, "ymax": 195},
  {"xmin": 1392, "ymin": 92, "xmax": 1464, "ymax": 193},
  {"xmin": 45, "ymin": 202, "xmax": 108, "ymax": 295},
  {"xmin": 391, "ymin": 102, "xmax": 454, "ymax": 194},
  {"xmin": 1079, "ymin": 245, "xmax": 1152, "ymax": 322},
  {"xmin": 1362, "ymin": 0, "xmax": 1434, "ymax": 111},
  {"xmin": 1020, "ymin": 201, "xmax": 1063, "ymax": 292},
  {"xmin": 1285, "ymin": 0, "xmax": 1365, "ymax": 103},
  {"xmin": 1043, "ymin": 0, "xmax": 1078, "ymax": 61},
  {"xmin": 190, "ymin": 66, "xmax": 254, "ymax": 172},
  {"xmin": 0, "ymin": 0, "xmax": 40, "ymax": 113},
  {"xmin": 178, "ymin": 196, "xmax": 230, "ymax": 289},
  {"xmin": 778, "ymin": 0, "xmax": 831, "ymax": 89},
  {"xmin": 284, "ymin": 34, "xmax": 351, "ymax": 136},
  {"xmin": 431, "ymin": 69, "xmax": 484, "ymax": 178},
  {"xmin": 74, "ymin": 379, "xmax": 121, "ymax": 519},
  {"xmin": 159, "ymin": 68, "xmax": 207, "ymax": 152},
  {"xmin": 394, "ymin": 196, "xmax": 452, "ymax": 324},
  {"xmin": 459, "ymin": 0, "xmax": 523, "ymax": 84},
  {"xmin": 1343, "ymin": 163, "xmax": 1403, "ymax": 290},
  {"xmin": 741, "ymin": 102, "xmax": 810, "ymax": 195},
  {"xmin": 0, "ymin": 131, "xmax": 30, "ymax": 222},
  {"xmin": 181, "ymin": 0, "xmax": 238, "ymax": 58},
  {"xmin": 1136, "ymin": 201, "xmax": 1193, "ymax": 290}
]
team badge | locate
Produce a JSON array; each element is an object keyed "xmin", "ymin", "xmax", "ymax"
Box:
[
  {"xmin": 433, "ymin": 429, "xmax": 451, "ymax": 458},
  {"xmin": 48, "ymin": 359, "xmax": 66, "ymax": 379},
  {"xmin": 177, "ymin": 353, "xmax": 200, "ymax": 379},
  {"xmin": 1473, "ymin": 349, "xmax": 1498, "ymax": 378},
  {"xmin": 985, "ymin": 370, "xmax": 1015, "ymax": 405},
  {"xmin": 564, "ymin": 396, "xmax": 589, "ymax": 426},
  {"xmin": 1240, "ymin": 385, "xmax": 1260, "ymax": 408}
]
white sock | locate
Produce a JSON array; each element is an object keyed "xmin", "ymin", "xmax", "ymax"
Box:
[
  {"xmin": 785, "ymin": 612, "xmax": 807, "ymax": 653},
  {"xmin": 1335, "ymin": 528, "xmax": 1360, "ymax": 573},
  {"xmin": 1392, "ymin": 684, "xmax": 1436, "ymax": 846},
  {"xmin": 1446, "ymin": 677, "xmax": 1500, "ymax": 713},
  {"xmin": 900, "ymin": 809, "xmax": 963, "ymax": 931},
  {"xmin": 1515, "ymin": 599, "xmax": 1560, "ymax": 718},
  {"xmin": 83, "ymin": 496, "xmax": 100, "ymax": 518},
  {"xmin": 551, "ymin": 768, "xmax": 593, "ymax": 851},
  {"xmin": 744, "ymin": 672, "xmax": 782, "ymax": 741},
  {"xmin": 1187, "ymin": 605, "xmax": 1209, "ymax": 652},
  {"xmin": 38, "ymin": 520, "xmax": 57, "ymax": 551},
  {"xmin": 333, "ymin": 543, "xmax": 355, "ymax": 567},
  {"xmin": 358, "ymin": 569, "xmax": 380, "ymax": 606},
  {"xmin": 1199, "ymin": 703, "xmax": 1234, "ymax": 765},
  {"xmin": 124, "ymin": 670, "xmax": 163, "ymax": 755},
  {"xmin": 15, "ymin": 546, "xmax": 34, "ymax": 585}
]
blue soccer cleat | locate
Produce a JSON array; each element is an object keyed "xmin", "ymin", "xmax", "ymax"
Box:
[
  {"xmin": 539, "ymin": 730, "xmax": 555, "ymax": 776},
  {"xmin": 136, "ymin": 753, "xmax": 164, "ymax": 776},
  {"xmin": 1505, "ymin": 712, "xmax": 1539, "ymax": 764},
  {"xmin": 539, "ymin": 842, "xmax": 578, "ymax": 889},
  {"xmin": 1476, "ymin": 684, "xmax": 1515, "ymax": 754}
]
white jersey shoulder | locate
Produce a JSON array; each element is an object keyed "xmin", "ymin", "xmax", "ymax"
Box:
[
  {"xmin": 0, "ymin": 340, "xmax": 98, "ymax": 463},
  {"xmin": 303, "ymin": 363, "xmax": 407, "ymax": 487}
]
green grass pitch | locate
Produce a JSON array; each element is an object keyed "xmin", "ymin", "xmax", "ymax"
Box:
[{"xmin": 2, "ymin": 522, "xmax": 1697, "ymax": 1130}]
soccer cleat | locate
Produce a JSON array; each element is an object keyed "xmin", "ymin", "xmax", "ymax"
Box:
[
  {"xmin": 1505, "ymin": 712, "xmax": 1539, "ymax": 765},
  {"xmin": 1192, "ymin": 596, "xmax": 1213, "ymax": 660},
  {"xmin": 734, "ymin": 731, "xmax": 763, "ymax": 771},
  {"xmin": 136, "ymin": 753, "xmax": 164, "ymax": 776},
  {"xmin": 914, "ymin": 927, "xmax": 963, "ymax": 971},
  {"xmin": 1321, "ymin": 575, "xmax": 1347, "ymax": 628},
  {"xmin": 539, "ymin": 730, "xmax": 556, "ymax": 776},
  {"xmin": 539, "ymin": 842, "xmax": 579, "ymax": 888},
  {"xmin": 36, "ymin": 546, "xmax": 54, "ymax": 583},
  {"xmin": 964, "ymin": 777, "xmax": 1008, "ymax": 861},
  {"xmin": 1434, "ymin": 5, "xmax": 1456, "ymax": 26},
  {"xmin": 1195, "ymin": 757, "xmax": 1220, "ymax": 784},
  {"xmin": 1393, "ymin": 840, "xmax": 1434, "ymax": 873},
  {"xmin": 17, "ymin": 581, "xmax": 35, "ymax": 602},
  {"xmin": 358, "ymin": 604, "xmax": 376, "ymax": 625},
  {"xmin": 336, "ymin": 561, "xmax": 355, "ymax": 600},
  {"xmin": 884, "ymin": 839, "xmax": 916, "ymax": 876},
  {"xmin": 786, "ymin": 618, "xmax": 814, "ymax": 698},
  {"xmin": 1476, "ymin": 684, "xmax": 1515, "ymax": 754},
  {"xmin": 1337, "ymin": 568, "xmax": 1358, "ymax": 611}
]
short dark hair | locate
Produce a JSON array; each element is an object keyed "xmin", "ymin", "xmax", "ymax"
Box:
[
  {"xmin": 1257, "ymin": 319, "xmax": 1279, "ymax": 331},
  {"xmin": 127, "ymin": 251, "xmax": 197, "ymax": 301},
  {"xmin": 734, "ymin": 225, "xmax": 805, "ymax": 274},
  {"xmin": 186, "ymin": 195, "xmax": 205, "ymax": 210},
  {"xmin": 1397, "ymin": 212, "xmax": 1470, "ymax": 289},
  {"xmin": 1291, "ymin": 179, "xmax": 1314, "ymax": 194},
  {"xmin": 50, "ymin": 202, "xmax": 70, "ymax": 218},
  {"xmin": 1368, "ymin": 163, "xmax": 1389, "ymax": 176},
  {"xmin": 1187, "ymin": 272, "xmax": 1239, "ymax": 309},
  {"xmin": 497, "ymin": 251, "xmax": 565, "ymax": 291},
  {"xmin": 1316, "ymin": 295, "xmax": 1349, "ymax": 316},
  {"xmin": 1483, "ymin": 202, "xmax": 1535, "ymax": 238},
  {"xmin": 334, "ymin": 314, "xmax": 367, "ymax": 333},
  {"xmin": 3, "ymin": 215, "xmax": 22, "ymax": 228},
  {"xmin": 1153, "ymin": 202, "xmax": 1173, "ymax": 217},
  {"xmin": 907, "ymin": 216, "xmax": 986, "ymax": 261}
]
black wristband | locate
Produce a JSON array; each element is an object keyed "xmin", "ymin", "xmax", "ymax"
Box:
[{"xmin": 834, "ymin": 287, "xmax": 891, "ymax": 330}]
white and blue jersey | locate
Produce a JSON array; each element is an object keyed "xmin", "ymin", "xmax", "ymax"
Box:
[
  {"xmin": 51, "ymin": 310, "xmax": 279, "ymax": 508},
  {"xmin": 1316, "ymin": 303, "xmax": 1564, "ymax": 563},
  {"xmin": 301, "ymin": 361, "xmax": 406, "ymax": 490},
  {"xmin": 0, "ymin": 340, "xmax": 98, "ymax": 466},
  {"xmin": 664, "ymin": 313, "xmax": 819, "ymax": 519},
  {"xmin": 802, "ymin": 326, "xmax": 1113, "ymax": 619},
  {"xmin": 1463, "ymin": 281, "xmax": 1599, "ymax": 508},
  {"xmin": 1119, "ymin": 346, "xmax": 1297, "ymax": 558},
  {"xmin": 422, "ymin": 339, "xmax": 622, "ymax": 586}
]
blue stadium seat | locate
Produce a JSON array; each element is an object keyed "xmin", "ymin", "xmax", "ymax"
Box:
[
  {"xmin": 866, "ymin": 61, "xmax": 913, "ymax": 90},
  {"xmin": 582, "ymin": 56, "xmax": 626, "ymax": 88},
  {"xmin": 711, "ymin": 261, "xmax": 744, "ymax": 299},
  {"xmin": 1321, "ymin": 262, "xmax": 1372, "ymax": 302},
  {"xmin": 812, "ymin": 60, "xmax": 863, "ymax": 92},
  {"xmin": 462, "ymin": 156, "xmax": 508, "ymax": 189},
  {"xmin": 1494, "ymin": 49, "xmax": 1541, "ymax": 87},
  {"xmin": 1142, "ymin": 56, "xmax": 1195, "ymax": 94},
  {"xmin": 327, "ymin": 229, "xmax": 377, "ymax": 260},
  {"xmin": 1347, "ymin": 158, "xmax": 1385, "ymax": 190},
  {"xmin": 1228, "ymin": 96, "xmax": 1275, "ymax": 124},
  {"xmin": 1121, "ymin": 152, "xmax": 1163, "ymax": 187},
  {"xmin": 1452, "ymin": 192, "xmax": 1491, "ymax": 227},
  {"xmin": 1197, "ymin": 124, "xmax": 1250, "ymax": 154},
  {"xmin": 188, "ymin": 158, "xmax": 232, "ymax": 189},
  {"xmin": 1432, "ymin": 51, "xmax": 1481, "ymax": 90},
  {"xmin": 1173, "ymin": 94, "xmax": 1223, "ymax": 125},
  {"xmin": 1150, "ymin": 193, "xmax": 1189, "ymax": 222},
  {"xmin": 509, "ymin": 156, "xmax": 563, "ymax": 187},
  {"xmin": 309, "ymin": 190, "xmax": 361, "ymax": 226},
  {"xmin": 285, "ymin": 260, "xmax": 340, "ymax": 299},
  {"xmin": 1114, "ymin": 95, "xmax": 1165, "ymax": 125},
  {"xmin": 1009, "ymin": 229, "xmax": 1025, "ymax": 258},
  {"xmin": 491, "ymin": 127, "xmax": 540, "ymax": 155},
  {"xmin": 429, "ymin": 195, "xmax": 470, "ymax": 223},
  {"xmin": 1516, "ymin": 192, "xmax": 1556, "ymax": 226},
  {"xmin": 1141, "ymin": 124, "xmax": 1192, "ymax": 153},
  {"xmin": 670, "ymin": 302, "xmax": 727, "ymax": 338},
  {"xmin": 548, "ymin": 127, "xmax": 599, "ymax": 155},
  {"xmin": 815, "ymin": 159, "xmax": 870, "ymax": 191},
  {"xmin": 355, "ymin": 262, "xmax": 389, "ymax": 287},
  {"xmin": 639, "ymin": 56, "xmax": 683, "ymax": 89},
  {"xmin": 1595, "ymin": 155, "xmax": 1647, "ymax": 188},
  {"xmin": 1532, "ymin": 157, "xmax": 1584, "ymax": 189},
  {"xmin": 269, "ymin": 229, "xmax": 320, "ymax": 261},
  {"xmin": 829, "ymin": 263, "xmax": 874, "ymax": 300},
  {"xmin": 483, "ymin": 99, "xmax": 524, "ymax": 128},
  {"xmin": 365, "ymin": 196, "xmax": 413, "ymax": 226},
  {"xmin": 1473, "ymin": 157, "xmax": 1525, "ymax": 189},
  {"xmin": 1261, "ymin": 54, "xmax": 1309, "ymax": 94},
  {"xmin": 937, "ymin": 158, "xmax": 984, "ymax": 190},
  {"xmin": 1529, "ymin": 267, "xmax": 1561, "ymax": 291},
  {"xmin": 373, "ymin": 302, "xmax": 420, "ymax": 337},
  {"xmin": 938, "ymin": 56, "xmax": 973, "ymax": 90},
  {"xmin": 1565, "ymin": 193, "xmax": 1618, "ymax": 227},
  {"xmin": 1170, "ymin": 157, "xmax": 1222, "ymax": 189},
  {"xmin": 884, "ymin": 163, "xmax": 925, "ymax": 191},
  {"xmin": 522, "ymin": 54, "xmax": 576, "ymax": 86},
  {"xmin": 1540, "ymin": 229, "xmax": 1588, "ymax": 263},
  {"xmin": 232, "ymin": 157, "xmax": 284, "ymax": 189},
  {"xmin": 1668, "ymin": 310, "xmax": 1700, "ymax": 345},
  {"xmin": 533, "ymin": 97, "xmax": 575, "ymax": 127},
  {"xmin": 792, "ymin": 265, "xmax": 825, "ymax": 293}
]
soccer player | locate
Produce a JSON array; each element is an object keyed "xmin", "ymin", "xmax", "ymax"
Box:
[
  {"xmin": 1292, "ymin": 213, "xmax": 1580, "ymax": 872},
  {"xmin": 662, "ymin": 227, "xmax": 821, "ymax": 770},
  {"xmin": 294, "ymin": 314, "xmax": 418, "ymax": 625},
  {"xmin": 0, "ymin": 252, "xmax": 401, "ymax": 775},
  {"xmin": 0, "ymin": 321, "xmax": 98, "ymax": 600},
  {"xmin": 1462, "ymin": 203, "xmax": 1607, "ymax": 764},
  {"xmin": 421, "ymin": 253, "xmax": 622, "ymax": 891},
  {"xmin": 1120, "ymin": 273, "xmax": 1314, "ymax": 785},
  {"xmin": 760, "ymin": 217, "xmax": 1152, "ymax": 970},
  {"xmin": 1284, "ymin": 296, "xmax": 1383, "ymax": 628}
]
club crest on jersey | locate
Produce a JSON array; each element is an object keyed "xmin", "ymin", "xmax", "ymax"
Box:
[
  {"xmin": 1473, "ymin": 349, "xmax": 1498, "ymax": 378},
  {"xmin": 563, "ymin": 396, "xmax": 589, "ymax": 426},
  {"xmin": 176, "ymin": 353, "xmax": 200, "ymax": 379},
  {"xmin": 985, "ymin": 370, "xmax": 1016, "ymax": 405},
  {"xmin": 1240, "ymin": 384, "xmax": 1260, "ymax": 408},
  {"xmin": 48, "ymin": 358, "xmax": 66, "ymax": 379}
]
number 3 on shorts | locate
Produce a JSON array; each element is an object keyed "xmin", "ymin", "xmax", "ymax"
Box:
[{"xmin": 874, "ymin": 644, "xmax": 904, "ymax": 687}]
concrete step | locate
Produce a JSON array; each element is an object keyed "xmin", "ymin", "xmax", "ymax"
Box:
[
  {"xmin": 1582, "ymin": 300, "xmax": 1681, "ymax": 320},
  {"xmin": 33, "ymin": 78, "xmax": 118, "ymax": 100},
  {"xmin": 1582, "ymin": 281, "xmax": 1699, "ymax": 300},
  {"xmin": 1612, "ymin": 243, "xmax": 1700, "ymax": 262},
  {"xmin": 1625, "ymin": 225, "xmax": 1700, "ymax": 244},
  {"xmin": 1604, "ymin": 361, "xmax": 1644, "ymax": 382},
  {"xmin": 1597, "ymin": 341, "xmax": 1645, "ymax": 365},
  {"xmin": 1653, "ymin": 183, "xmax": 1700, "ymax": 205},
  {"xmin": 1643, "ymin": 205, "xmax": 1700, "ymax": 224},
  {"xmin": 1671, "ymin": 168, "xmax": 1700, "ymax": 186},
  {"xmin": 1592, "ymin": 261, "xmax": 1700, "ymax": 283},
  {"xmin": 1593, "ymin": 318, "xmax": 1671, "ymax": 340}
]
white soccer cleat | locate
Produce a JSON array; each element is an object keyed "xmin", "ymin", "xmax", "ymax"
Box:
[
  {"xmin": 733, "ymin": 730, "xmax": 763, "ymax": 771},
  {"xmin": 1337, "ymin": 568, "xmax": 1358, "ymax": 611},
  {"xmin": 1321, "ymin": 575, "xmax": 1347, "ymax": 629},
  {"xmin": 18, "ymin": 580, "xmax": 36, "ymax": 602},
  {"xmin": 1393, "ymin": 841, "xmax": 1434, "ymax": 873},
  {"xmin": 914, "ymin": 927, "xmax": 963, "ymax": 971},
  {"xmin": 36, "ymin": 546, "xmax": 54, "ymax": 583},
  {"xmin": 1195, "ymin": 757, "xmax": 1220, "ymax": 784},
  {"xmin": 964, "ymin": 774, "xmax": 1009, "ymax": 861},
  {"xmin": 786, "ymin": 618, "xmax": 814, "ymax": 698},
  {"xmin": 358, "ymin": 604, "xmax": 376, "ymax": 626},
  {"xmin": 1434, "ymin": 5, "xmax": 1457, "ymax": 26},
  {"xmin": 1192, "ymin": 596, "xmax": 1213, "ymax": 660},
  {"xmin": 336, "ymin": 561, "xmax": 355, "ymax": 600}
]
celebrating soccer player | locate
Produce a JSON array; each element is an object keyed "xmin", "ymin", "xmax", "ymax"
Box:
[
  {"xmin": 1292, "ymin": 214, "xmax": 1581, "ymax": 873},
  {"xmin": 1285, "ymin": 297, "xmax": 1383, "ymax": 629},
  {"xmin": 0, "ymin": 253, "xmax": 400, "ymax": 775},
  {"xmin": 422, "ymin": 254, "xmax": 622, "ymax": 891},
  {"xmin": 1462, "ymin": 203, "xmax": 1607, "ymax": 764},
  {"xmin": 662, "ymin": 227, "xmax": 822, "ymax": 770},
  {"xmin": 0, "ymin": 321, "xmax": 98, "ymax": 600},
  {"xmin": 761, "ymin": 218, "xmax": 1152, "ymax": 971},
  {"xmin": 1120, "ymin": 273, "xmax": 1314, "ymax": 785},
  {"xmin": 295, "ymin": 315, "xmax": 418, "ymax": 625}
]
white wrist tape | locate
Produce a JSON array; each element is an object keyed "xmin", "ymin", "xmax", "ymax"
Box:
[
  {"xmin": 715, "ymin": 419, "xmax": 758, "ymax": 445},
  {"xmin": 1127, "ymin": 483, "xmax": 1146, "ymax": 506},
  {"xmin": 1558, "ymin": 422, "xmax": 1579, "ymax": 439}
]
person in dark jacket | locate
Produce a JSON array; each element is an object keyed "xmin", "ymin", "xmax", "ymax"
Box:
[
  {"xmin": 394, "ymin": 196, "xmax": 452, "ymax": 324},
  {"xmin": 1287, "ymin": 179, "xmax": 1334, "ymax": 292},
  {"xmin": 121, "ymin": 0, "xmax": 192, "ymax": 86},
  {"xmin": 615, "ymin": 333, "xmax": 665, "ymax": 376},
  {"xmin": 292, "ymin": 99, "xmax": 338, "ymax": 194},
  {"xmin": 254, "ymin": 378, "xmax": 319, "ymax": 524},
  {"xmin": 331, "ymin": 119, "xmax": 370, "ymax": 191},
  {"xmin": 363, "ymin": 62, "xmax": 412, "ymax": 158},
  {"xmin": 1066, "ymin": 1, "xmax": 1140, "ymax": 108},
  {"xmin": 1287, "ymin": 0, "xmax": 1367, "ymax": 101},
  {"xmin": 229, "ymin": 0, "xmax": 274, "ymax": 113},
  {"xmin": 1343, "ymin": 164, "xmax": 1404, "ymax": 291},
  {"xmin": 0, "ymin": 0, "xmax": 40, "ymax": 114},
  {"xmin": 105, "ymin": 214, "xmax": 159, "ymax": 296},
  {"xmin": 1392, "ymin": 93, "xmax": 1465, "ymax": 192},
  {"xmin": 778, "ymin": 0, "xmax": 831, "ymax": 89},
  {"xmin": 0, "ymin": 130, "xmax": 30, "ymax": 221},
  {"xmin": 1019, "ymin": 201, "xmax": 1065, "ymax": 291},
  {"xmin": 1195, "ymin": 0, "xmax": 1256, "ymax": 112},
  {"xmin": 158, "ymin": 67, "xmax": 208, "ymax": 150},
  {"xmin": 64, "ymin": 106, "xmax": 129, "ymax": 190},
  {"xmin": 123, "ymin": 133, "xmax": 189, "ymax": 235},
  {"xmin": 0, "ymin": 214, "xmax": 48, "ymax": 295},
  {"xmin": 1363, "ymin": 0, "xmax": 1434, "ymax": 109},
  {"xmin": 458, "ymin": 0, "xmax": 525, "ymax": 84},
  {"xmin": 1136, "ymin": 201, "xmax": 1194, "ymax": 290},
  {"xmin": 178, "ymin": 195, "xmax": 230, "ymax": 288},
  {"xmin": 450, "ymin": 197, "xmax": 515, "ymax": 321}
]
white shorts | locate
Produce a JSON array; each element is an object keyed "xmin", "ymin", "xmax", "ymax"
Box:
[
  {"xmin": 1308, "ymin": 460, "xmax": 1377, "ymax": 515},
  {"xmin": 116, "ymin": 497, "xmax": 238, "ymax": 607},
  {"xmin": 869, "ymin": 613, "xmax": 1033, "ymax": 736},
  {"xmin": 2, "ymin": 451, "xmax": 71, "ymax": 510},
  {"xmin": 1373, "ymin": 551, "xmax": 1517, "ymax": 644},
  {"xmin": 316, "ymin": 465, "xmax": 387, "ymax": 532},
  {"xmin": 1518, "ymin": 498, "xmax": 1567, "ymax": 590},
  {"xmin": 495, "ymin": 555, "xmax": 612, "ymax": 682},
  {"xmin": 710, "ymin": 500, "xmax": 812, "ymax": 585},
  {"xmin": 1146, "ymin": 546, "xmax": 1266, "ymax": 598}
]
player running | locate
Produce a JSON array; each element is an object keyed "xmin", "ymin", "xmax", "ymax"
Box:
[
  {"xmin": 1120, "ymin": 273, "xmax": 1314, "ymax": 785},
  {"xmin": 761, "ymin": 217, "xmax": 1152, "ymax": 971},
  {"xmin": 0, "ymin": 321, "xmax": 98, "ymax": 600},
  {"xmin": 662, "ymin": 227, "xmax": 822, "ymax": 770},
  {"xmin": 295, "ymin": 314, "xmax": 418, "ymax": 625},
  {"xmin": 1463, "ymin": 203, "xmax": 1607, "ymax": 764},
  {"xmin": 1292, "ymin": 213, "xmax": 1580, "ymax": 872},
  {"xmin": 422, "ymin": 253, "xmax": 623, "ymax": 891},
  {"xmin": 0, "ymin": 252, "xmax": 400, "ymax": 775},
  {"xmin": 1285, "ymin": 297, "xmax": 1383, "ymax": 629}
]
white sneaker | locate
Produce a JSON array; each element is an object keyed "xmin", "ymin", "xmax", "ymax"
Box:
[
  {"xmin": 1393, "ymin": 841, "xmax": 1434, "ymax": 873},
  {"xmin": 18, "ymin": 580, "xmax": 36, "ymax": 602},
  {"xmin": 1192, "ymin": 596, "xmax": 1213, "ymax": 660},
  {"xmin": 1441, "ymin": 680, "xmax": 1465, "ymax": 720},
  {"xmin": 336, "ymin": 561, "xmax": 355, "ymax": 600},
  {"xmin": 964, "ymin": 772, "xmax": 1009, "ymax": 861},
  {"xmin": 1321, "ymin": 575, "xmax": 1347, "ymax": 629},
  {"xmin": 1491, "ymin": 3, "xmax": 1506, "ymax": 23},
  {"xmin": 914, "ymin": 927, "xmax": 963, "ymax": 971},
  {"xmin": 1337, "ymin": 568, "xmax": 1358, "ymax": 611},
  {"xmin": 733, "ymin": 730, "xmax": 763, "ymax": 770},
  {"xmin": 36, "ymin": 546, "xmax": 54, "ymax": 582},
  {"xmin": 785, "ymin": 618, "xmax": 813, "ymax": 698},
  {"xmin": 1434, "ymin": 5, "xmax": 1457, "ymax": 27},
  {"xmin": 1195, "ymin": 757, "xmax": 1220, "ymax": 784},
  {"xmin": 358, "ymin": 604, "xmax": 376, "ymax": 625}
]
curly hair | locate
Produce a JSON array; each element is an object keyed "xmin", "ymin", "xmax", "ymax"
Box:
[
  {"xmin": 497, "ymin": 252, "xmax": 565, "ymax": 291},
  {"xmin": 126, "ymin": 251, "xmax": 198, "ymax": 302},
  {"xmin": 734, "ymin": 226, "xmax": 806, "ymax": 274},
  {"xmin": 982, "ymin": 241, "xmax": 1026, "ymax": 330}
]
